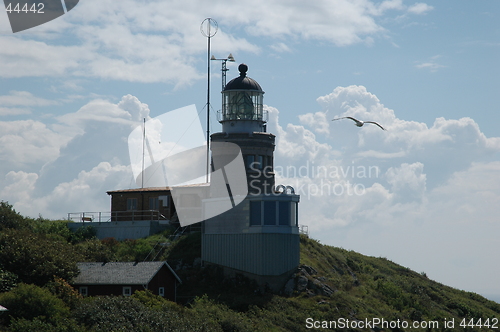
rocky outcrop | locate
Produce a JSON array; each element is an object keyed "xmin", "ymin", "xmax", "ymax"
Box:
[{"xmin": 282, "ymin": 264, "xmax": 336, "ymax": 297}]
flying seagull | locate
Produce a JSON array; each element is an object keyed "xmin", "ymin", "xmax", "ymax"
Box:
[{"xmin": 332, "ymin": 116, "xmax": 386, "ymax": 131}]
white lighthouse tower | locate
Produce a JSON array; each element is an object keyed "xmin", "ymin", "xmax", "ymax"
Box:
[{"xmin": 202, "ymin": 64, "xmax": 300, "ymax": 289}]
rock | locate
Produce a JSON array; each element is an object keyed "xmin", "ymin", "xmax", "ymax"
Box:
[
  {"xmin": 283, "ymin": 278, "xmax": 295, "ymax": 296},
  {"xmin": 306, "ymin": 289, "xmax": 316, "ymax": 297},
  {"xmin": 309, "ymin": 278, "xmax": 335, "ymax": 297},
  {"xmin": 321, "ymin": 284, "xmax": 335, "ymax": 297},
  {"xmin": 297, "ymin": 276, "xmax": 309, "ymax": 291},
  {"xmin": 302, "ymin": 265, "xmax": 318, "ymax": 276}
]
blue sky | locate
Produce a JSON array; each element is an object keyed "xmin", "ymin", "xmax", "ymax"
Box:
[{"xmin": 1, "ymin": 1, "xmax": 499, "ymax": 302}]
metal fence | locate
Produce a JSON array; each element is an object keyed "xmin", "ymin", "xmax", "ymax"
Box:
[{"xmin": 67, "ymin": 210, "xmax": 168, "ymax": 223}]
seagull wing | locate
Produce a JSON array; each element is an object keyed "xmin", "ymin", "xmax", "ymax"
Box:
[
  {"xmin": 364, "ymin": 121, "xmax": 386, "ymax": 131},
  {"xmin": 332, "ymin": 116, "xmax": 364, "ymax": 126},
  {"xmin": 344, "ymin": 117, "xmax": 364, "ymax": 126}
]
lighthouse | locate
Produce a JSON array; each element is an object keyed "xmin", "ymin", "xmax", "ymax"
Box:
[{"xmin": 202, "ymin": 64, "xmax": 300, "ymax": 289}]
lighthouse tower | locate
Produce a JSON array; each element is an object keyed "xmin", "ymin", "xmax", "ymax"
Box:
[{"xmin": 202, "ymin": 64, "xmax": 300, "ymax": 288}]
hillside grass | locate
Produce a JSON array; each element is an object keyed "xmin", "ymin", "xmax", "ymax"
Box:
[
  {"xmin": 168, "ymin": 233, "xmax": 500, "ymax": 331},
  {"xmin": 1, "ymin": 203, "xmax": 499, "ymax": 331}
]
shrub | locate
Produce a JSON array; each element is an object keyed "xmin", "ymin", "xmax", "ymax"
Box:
[
  {"xmin": 74, "ymin": 239, "xmax": 116, "ymax": 262},
  {"xmin": 0, "ymin": 268, "xmax": 18, "ymax": 293},
  {"xmin": 0, "ymin": 229, "xmax": 82, "ymax": 286},
  {"xmin": 132, "ymin": 290, "xmax": 168, "ymax": 309},
  {"xmin": 0, "ymin": 283, "xmax": 70, "ymax": 326},
  {"xmin": 69, "ymin": 226, "xmax": 97, "ymax": 244},
  {"xmin": 46, "ymin": 276, "xmax": 83, "ymax": 309},
  {"xmin": 0, "ymin": 202, "xmax": 31, "ymax": 231}
]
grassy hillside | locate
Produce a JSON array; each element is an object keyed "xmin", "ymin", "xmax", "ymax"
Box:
[
  {"xmin": 0, "ymin": 203, "xmax": 499, "ymax": 331},
  {"xmin": 167, "ymin": 233, "xmax": 500, "ymax": 331}
]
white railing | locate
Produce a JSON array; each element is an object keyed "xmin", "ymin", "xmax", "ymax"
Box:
[
  {"xmin": 67, "ymin": 210, "xmax": 168, "ymax": 223},
  {"xmin": 299, "ymin": 224, "xmax": 309, "ymax": 236}
]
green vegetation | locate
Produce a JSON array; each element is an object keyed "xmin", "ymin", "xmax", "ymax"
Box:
[{"xmin": 0, "ymin": 200, "xmax": 499, "ymax": 331}]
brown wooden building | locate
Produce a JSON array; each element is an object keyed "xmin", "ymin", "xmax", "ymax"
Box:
[
  {"xmin": 71, "ymin": 261, "xmax": 181, "ymax": 302},
  {"xmin": 106, "ymin": 187, "xmax": 176, "ymax": 222}
]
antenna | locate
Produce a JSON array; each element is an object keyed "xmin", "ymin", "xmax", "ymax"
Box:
[
  {"xmin": 200, "ymin": 18, "xmax": 218, "ymax": 183},
  {"xmin": 141, "ymin": 118, "xmax": 145, "ymax": 188},
  {"xmin": 211, "ymin": 53, "xmax": 236, "ymax": 91}
]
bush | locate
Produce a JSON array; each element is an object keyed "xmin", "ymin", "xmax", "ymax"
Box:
[
  {"xmin": 46, "ymin": 276, "xmax": 83, "ymax": 309},
  {"xmin": 69, "ymin": 225, "xmax": 97, "ymax": 244},
  {"xmin": 132, "ymin": 290, "xmax": 168, "ymax": 309},
  {"xmin": 0, "ymin": 268, "xmax": 18, "ymax": 293},
  {"xmin": 33, "ymin": 219, "xmax": 73, "ymax": 242},
  {"xmin": 73, "ymin": 296, "xmax": 222, "ymax": 332},
  {"xmin": 0, "ymin": 283, "xmax": 70, "ymax": 326},
  {"xmin": 0, "ymin": 229, "xmax": 82, "ymax": 286},
  {"xmin": 0, "ymin": 202, "xmax": 31, "ymax": 231},
  {"xmin": 74, "ymin": 239, "xmax": 116, "ymax": 262},
  {"xmin": 8, "ymin": 317, "xmax": 85, "ymax": 332}
]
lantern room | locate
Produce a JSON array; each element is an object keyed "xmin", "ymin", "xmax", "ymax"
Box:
[{"xmin": 219, "ymin": 63, "xmax": 266, "ymax": 133}]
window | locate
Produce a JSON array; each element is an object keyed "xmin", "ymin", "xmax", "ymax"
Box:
[
  {"xmin": 149, "ymin": 197, "xmax": 159, "ymax": 210},
  {"xmin": 79, "ymin": 287, "xmax": 88, "ymax": 297},
  {"xmin": 123, "ymin": 286, "xmax": 132, "ymax": 296},
  {"xmin": 245, "ymin": 155, "xmax": 255, "ymax": 170},
  {"xmin": 250, "ymin": 201, "xmax": 261, "ymax": 226},
  {"xmin": 264, "ymin": 201, "xmax": 276, "ymax": 225},
  {"xmin": 279, "ymin": 202, "xmax": 291, "ymax": 226},
  {"xmin": 223, "ymin": 91, "xmax": 263, "ymax": 121},
  {"xmin": 292, "ymin": 202, "xmax": 298, "ymax": 227},
  {"xmin": 255, "ymin": 155, "xmax": 263, "ymax": 169},
  {"xmin": 158, "ymin": 195, "xmax": 169, "ymax": 207},
  {"xmin": 266, "ymin": 156, "xmax": 273, "ymax": 168},
  {"xmin": 158, "ymin": 287, "xmax": 165, "ymax": 297},
  {"xmin": 126, "ymin": 198, "xmax": 137, "ymax": 211}
]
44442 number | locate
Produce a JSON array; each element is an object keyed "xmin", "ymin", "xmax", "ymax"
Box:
[{"xmin": 6, "ymin": 3, "xmax": 45, "ymax": 14}]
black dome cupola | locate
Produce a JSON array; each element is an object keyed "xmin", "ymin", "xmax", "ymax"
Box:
[
  {"xmin": 220, "ymin": 64, "xmax": 266, "ymax": 133},
  {"xmin": 224, "ymin": 64, "xmax": 263, "ymax": 91}
]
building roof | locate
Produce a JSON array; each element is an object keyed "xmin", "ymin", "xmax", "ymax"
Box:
[
  {"xmin": 224, "ymin": 64, "xmax": 263, "ymax": 92},
  {"xmin": 106, "ymin": 187, "xmax": 172, "ymax": 194},
  {"xmin": 72, "ymin": 261, "xmax": 181, "ymax": 285},
  {"xmin": 106, "ymin": 183, "xmax": 209, "ymax": 195},
  {"xmin": 0, "ymin": 305, "xmax": 7, "ymax": 311}
]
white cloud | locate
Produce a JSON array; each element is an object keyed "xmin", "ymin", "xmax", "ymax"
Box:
[
  {"xmin": 407, "ymin": 2, "xmax": 434, "ymax": 15},
  {"xmin": 266, "ymin": 85, "xmax": 500, "ymax": 297},
  {"xmin": 385, "ymin": 162, "xmax": 426, "ymax": 203},
  {"xmin": 415, "ymin": 61, "xmax": 445, "ymax": 72},
  {"xmin": 0, "ymin": 0, "xmax": 430, "ymax": 82},
  {"xmin": 0, "ymin": 120, "xmax": 69, "ymax": 170},
  {"xmin": 0, "ymin": 107, "xmax": 31, "ymax": 116},
  {"xmin": 0, "ymin": 94, "xmax": 150, "ymax": 218},
  {"xmin": 298, "ymin": 111, "xmax": 330, "ymax": 136},
  {"xmin": 0, "ymin": 36, "xmax": 85, "ymax": 78},
  {"xmin": 415, "ymin": 55, "xmax": 445, "ymax": 72},
  {"xmin": 0, "ymin": 91, "xmax": 58, "ymax": 107},
  {"xmin": 5, "ymin": 162, "xmax": 132, "ymax": 219},
  {"xmin": 58, "ymin": 94, "xmax": 150, "ymax": 127},
  {"xmin": 0, "ymin": 91, "xmax": 59, "ymax": 116},
  {"xmin": 270, "ymin": 42, "xmax": 292, "ymax": 53},
  {"xmin": 269, "ymin": 85, "xmax": 500, "ymax": 232},
  {"xmin": 1, "ymin": 171, "xmax": 38, "ymax": 204}
]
